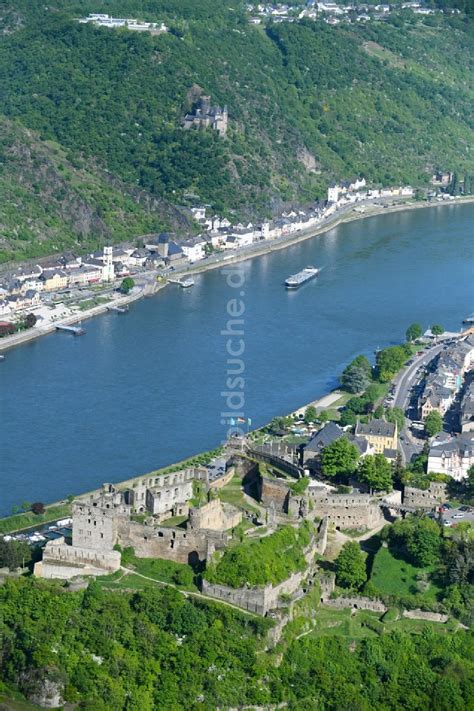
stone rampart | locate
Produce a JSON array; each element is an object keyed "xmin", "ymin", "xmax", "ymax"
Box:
[
  {"xmin": 35, "ymin": 537, "xmax": 120, "ymax": 580},
  {"xmin": 322, "ymin": 596, "xmax": 387, "ymax": 613},
  {"xmin": 201, "ymin": 535, "xmax": 319, "ymax": 615},
  {"xmin": 315, "ymin": 517, "xmax": 329, "ymax": 556},
  {"xmin": 404, "ymin": 482, "xmax": 447, "ymax": 510},
  {"xmin": 117, "ymin": 520, "xmax": 227, "ymax": 564},
  {"xmin": 201, "ymin": 571, "xmax": 305, "ymax": 616},
  {"xmin": 247, "ymin": 446, "xmax": 302, "ymax": 478},
  {"xmin": 309, "ymin": 491, "xmax": 383, "ymax": 529},
  {"xmin": 260, "ymin": 476, "xmax": 290, "ymax": 513},
  {"xmin": 188, "ymin": 499, "xmax": 242, "ymax": 532}
]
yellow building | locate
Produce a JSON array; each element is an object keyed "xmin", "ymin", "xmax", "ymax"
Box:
[
  {"xmin": 40, "ymin": 270, "xmax": 69, "ymax": 292},
  {"xmin": 355, "ymin": 419, "xmax": 398, "ymax": 455}
]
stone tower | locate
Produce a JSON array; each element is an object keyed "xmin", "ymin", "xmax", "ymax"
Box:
[{"xmin": 72, "ymin": 484, "xmax": 128, "ymax": 551}]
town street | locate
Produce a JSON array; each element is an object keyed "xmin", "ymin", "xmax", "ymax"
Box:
[{"xmin": 392, "ymin": 342, "xmax": 445, "ymax": 463}]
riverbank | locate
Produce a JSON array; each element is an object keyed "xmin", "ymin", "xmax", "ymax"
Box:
[
  {"xmin": 181, "ymin": 195, "xmax": 474, "ymax": 276},
  {"xmin": 1, "ymin": 195, "xmax": 473, "ymax": 355}
]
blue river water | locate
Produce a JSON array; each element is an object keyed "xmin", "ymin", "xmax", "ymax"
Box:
[{"xmin": 0, "ymin": 203, "xmax": 473, "ymax": 515}]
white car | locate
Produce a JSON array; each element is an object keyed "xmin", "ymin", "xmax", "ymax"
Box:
[
  {"xmin": 443, "ymin": 520, "xmax": 453, "ymax": 527},
  {"xmin": 452, "ymin": 513, "xmax": 464, "ymax": 519}
]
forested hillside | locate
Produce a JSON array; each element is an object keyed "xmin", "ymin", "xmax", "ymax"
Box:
[
  {"xmin": 0, "ymin": 578, "xmax": 473, "ymax": 709},
  {"xmin": 0, "ymin": 118, "xmax": 191, "ymax": 262},
  {"xmin": 0, "ymin": 0, "xmax": 473, "ymax": 261}
]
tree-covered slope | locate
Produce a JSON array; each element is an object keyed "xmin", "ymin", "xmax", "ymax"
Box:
[
  {"xmin": 0, "ymin": 577, "xmax": 473, "ymax": 709},
  {"xmin": 0, "ymin": 0, "xmax": 473, "ymax": 261},
  {"xmin": 0, "ymin": 118, "xmax": 190, "ymax": 263}
]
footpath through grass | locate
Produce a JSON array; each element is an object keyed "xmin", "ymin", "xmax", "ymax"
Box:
[{"xmin": 119, "ymin": 549, "xmax": 199, "ymax": 591}]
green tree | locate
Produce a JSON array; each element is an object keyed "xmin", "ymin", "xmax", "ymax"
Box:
[
  {"xmin": 385, "ymin": 406, "xmax": 405, "ymax": 433},
  {"xmin": 449, "ymin": 173, "xmax": 460, "ymax": 196},
  {"xmin": 321, "ymin": 437, "xmax": 359, "ymax": 480},
  {"xmin": 339, "ymin": 409, "xmax": 357, "ymax": 427},
  {"xmin": 341, "ymin": 355, "xmax": 372, "ymax": 393},
  {"xmin": 346, "ymin": 397, "xmax": 369, "ymax": 415},
  {"xmin": 406, "ymin": 323, "xmax": 422, "ymax": 342},
  {"xmin": 341, "ymin": 365, "xmax": 371, "ymax": 394},
  {"xmin": 121, "ymin": 276, "xmax": 135, "ymax": 294},
  {"xmin": 25, "ymin": 312, "xmax": 37, "ymax": 329},
  {"xmin": 376, "ymin": 346, "xmax": 407, "ymax": 382},
  {"xmin": 358, "ymin": 454, "xmax": 393, "ymax": 493},
  {"xmin": 431, "ymin": 324, "xmax": 444, "ymax": 336},
  {"xmin": 425, "ymin": 411, "xmax": 443, "ymax": 437},
  {"xmin": 318, "ymin": 410, "xmax": 329, "ymax": 423},
  {"xmin": 406, "ymin": 517, "xmax": 442, "ymax": 567},
  {"xmin": 335, "ymin": 541, "xmax": 367, "ymax": 590},
  {"xmin": 0, "ymin": 539, "xmax": 31, "ymax": 569},
  {"xmin": 304, "ymin": 405, "xmax": 317, "ymax": 424},
  {"xmin": 373, "ymin": 405, "xmax": 384, "ymax": 419}
]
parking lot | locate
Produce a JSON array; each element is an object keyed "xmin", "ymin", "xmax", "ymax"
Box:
[{"xmin": 439, "ymin": 505, "xmax": 474, "ymax": 528}]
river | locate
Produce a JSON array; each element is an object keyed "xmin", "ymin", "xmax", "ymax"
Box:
[{"xmin": 0, "ymin": 203, "xmax": 473, "ymax": 515}]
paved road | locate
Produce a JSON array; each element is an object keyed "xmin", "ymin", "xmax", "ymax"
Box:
[{"xmin": 392, "ymin": 343, "xmax": 445, "ymax": 463}]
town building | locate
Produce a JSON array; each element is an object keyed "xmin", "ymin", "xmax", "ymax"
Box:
[
  {"xmin": 355, "ymin": 419, "xmax": 397, "ymax": 455},
  {"xmin": 460, "ymin": 381, "xmax": 474, "ymax": 433},
  {"xmin": 428, "ymin": 433, "xmax": 474, "ymax": 481}
]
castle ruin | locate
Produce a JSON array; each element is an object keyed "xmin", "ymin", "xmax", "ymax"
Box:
[{"xmin": 183, "ymin": 96, "xmax": 228, "ymax": 137}]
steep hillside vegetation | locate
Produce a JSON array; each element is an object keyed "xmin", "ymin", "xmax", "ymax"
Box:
[
  {"xmin": 0, "ymin": 118, "xmax": 190, "ymax": 263},
  {"xmin": 0, "ymin": 0, "xmax": 473, "ymax": 261}
]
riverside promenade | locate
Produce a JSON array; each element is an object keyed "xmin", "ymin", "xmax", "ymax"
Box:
[{"xmin": 0, "ymin": 195, "xmax": 472, "ymax": 355}]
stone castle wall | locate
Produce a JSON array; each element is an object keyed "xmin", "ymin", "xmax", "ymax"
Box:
[
  {"xmin": 201, "ymin": 571, "xmax": 306, "ymax": 616},
  {"xmin": 117, "ymin": 520, "xmax": 228, "ymax": 565},
  {"xmin": 260, "ymin": 476, "xmax": 290, "ymax": 513},
  {"xmin": 404, "ymin": 482, "xmax": 446, "ymax": 509},
  {"xmin": 201, "ymin": 536, "xmax": 319, "ymax": 615},
  {"xmin": 188, "ymin": 499, "xmax": 242, "ymax": 532},
  {"xmin": 309, "ymin": 492, "xmax": 383, "ymax": 529},
  {"xmin": 322, "ymin": 596, "xmax": 387, "ymax": 613},
  {"xmin": 35, "ymin": 537, "xmax": 120, "ymax": 580}
]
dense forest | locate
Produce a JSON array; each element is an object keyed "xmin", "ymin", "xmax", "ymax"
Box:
[
  {"xmin": 0, "ymin": 0, "xmax": 473, "ymax": 260},
  {"xmin": 0, "ymin": 577, "xmax": 473, "ymax": 709}
]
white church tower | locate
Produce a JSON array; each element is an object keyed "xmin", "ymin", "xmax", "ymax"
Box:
[{"xmin": 102, "ymin": 246, "xmax": 114, "ymax": 282}]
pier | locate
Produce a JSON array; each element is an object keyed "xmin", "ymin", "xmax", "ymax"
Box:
[
  {"xmin": 55, "ymin": 324, "xmax": 85, "ymax": 336},
  {"xmin": 106, "ymin": 305, "xmax": 129, "ymax": 314},
  {"xmin": 168, "ymin": 278, "xmax": 195, "ymax": 288}
]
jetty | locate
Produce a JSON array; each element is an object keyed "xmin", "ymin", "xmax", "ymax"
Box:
[
  {"xmin": 55, "ymin": 324, "xmax": 85, "ymax": 336},
  {"xmin": 168, "ymin": 278, "xmax": 195, "ymax": 288},
  {"xmin": 106, "ymin": 305, "xmax": 129, "ymax": 314}
]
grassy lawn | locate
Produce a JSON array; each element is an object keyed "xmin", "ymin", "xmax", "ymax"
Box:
[
  {"xmin": 78, "ymin": 296, "xmax": 111, "ymax": 310},
  {"xmin": 218, "ymin": 474, "xmax": 259, "ymax": 515},
  {"xmin": 96, "ymin": 570, "xmax": 163, "ymax": 592},
  {"xmin": 308, "ymin": 606, "xmax": 450, "ymax": 640},
  {"xmin": 160, "ymin": 515, "xmax": 188, "ymax": 528},
  {"xmin": 0, "ymin": 503, "xmax": 72, "ymax": 535},
  {"xmin": 121, "ymin": 550, "xmax": 198, "ymax": 591},
  {"xmin": 370, "ymin": 545, "xmax": 442, "ymax": 603}
]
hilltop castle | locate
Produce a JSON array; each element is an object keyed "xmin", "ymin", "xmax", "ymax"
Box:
[{"xmin": 183, "ymin": 96, "xmax": 228, "ymax": 137}]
